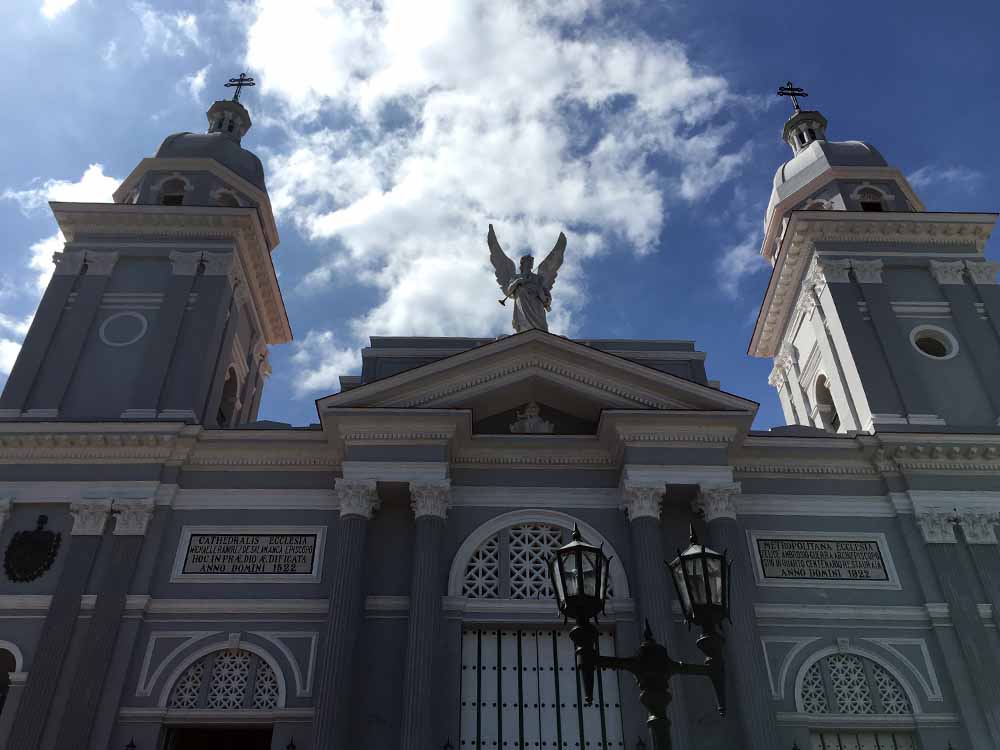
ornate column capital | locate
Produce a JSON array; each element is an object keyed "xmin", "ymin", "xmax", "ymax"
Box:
[
  {"xmin": 52, "ymin": 251, "xmax": 84, "ymax": 276},
  {"xmin": 916, "ymin": 510, "xmax": 959, "ymax": 544},
  {"xmin": 851, "ymin": 259, "xmax": 884, "ymax": 284},
  {"xmin": 201, "ymin": 251, "xmax": 235, "ymax": 276},
  {"xmin": 83, "ymin": 251, "xmax": 120, "ymax": 276},
  {"xmin": 69, "ymin": 500, "xmax": 112, "ymax": 536},
  {"xmin": 965, "ymin": 260, "xmax": 1000, "ymax": 285},
  {"xmin": 169, "ymin": 250, "xmax": 202, "ymax": 276},
  {"xmin": 960, "ymin": 512, "xmax": 998, "ymax": 545},
  {"xmin": 335, "ymin": 479, "xmax": 380, "ymax": 519},
  {"xmin": 620, "ymin": 485, "xmax": 663, "ymax": 521},
  {"xmin": 410, "ymin": 481, "xmax": 451, "ymax": 519},
  {"xmin": 928, "ymin": 259, "xmax": 966, "ymax": 285},
  {"xmin": 112, "ymin": 498, "xmax": 155, "ymax": 536},
  {"xmin": 694, "ymin": 482, "xmax": 741, "ymax": 521},
  {"xmin": 816, "ymin": 257, "xmax": 852, "ymax": 284}
]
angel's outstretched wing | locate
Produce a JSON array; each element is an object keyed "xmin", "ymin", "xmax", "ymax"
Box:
[
  {"xmin": 488, "ymin": 224, "xmax": 516, "ymax": 291},
  {"xmin": 537, "ymin": 231, "xmax": 567, "ymax": 292}
]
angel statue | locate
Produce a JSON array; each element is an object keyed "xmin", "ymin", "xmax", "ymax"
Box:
[{"xmin": 488, "ymin": 223, "xmax": 567, "ymax": 333}]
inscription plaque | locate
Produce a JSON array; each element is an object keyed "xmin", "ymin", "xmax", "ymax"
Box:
[
  {"xmin": 756, "ymin": 538, "xmax": 888, "ymax": 581},
  {"xmin": 171, "ymin": 526, "xmax": 326, "ymax": 583}
]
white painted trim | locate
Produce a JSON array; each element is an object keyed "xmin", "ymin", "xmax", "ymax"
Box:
[
  {"xmin": 755, "ymin": 604, "xmax": 932, "ymax": 623},
  {"xmin": 136, "ymin": 631, "xmax": 221, "ymax": 697},
  {"xmin": 156, "ymin": 638, "xmax": 288, "ymax": 708},
  {"xmin": 249, "ymin": 631, "xmax": 318, "ymax": 697},
  {"xmin": 775, "ymin": 711, "xmax": 959, "ymax": 728},
  {"xmin": 761, "ymin": 636, "xmax": 820, "ymax": 700},
  {"xmin": 863, "ymin": 637, "xmax": 943, "ymax": 702},
  {"xmin": 172, "ymin": 489, "xmax": 337, "ymax": 510},
  {"xmin": 738, "ymin": 494, "xmax": 897, "ymax": 517},
  {"xmin": 99, "ymin": 311, "xmax": 149, "ymax": 347},
  {"xmin": 341, "ymin": 461, "xmax": 448, "ymax": 481},
  {"xmin": 446, "ymin": 509, "xmax": 630, "ymax": 598},
  {"xmin": 169, "ymin": 525, "xmax": 327, "ymax": 584},
  {"xmin": 906, "ymin": 490, "xmax": 1000, "ymax": 514},
  {"xmin": 909, "ymin": 324, "xmax": 960, "ymax": 360},
  {"xmin": 620, "ymin": 464, "xmax": 734, "ymax": 486},
  {"xmin": 746, "ymin": 530, "xmax": 901, "ymax": 590},
  {"xmin": 443, "ymin": 596, "xmax": 635, "ymax": 624},
  {"xmin": 450, "ymin": 486, "xmax": 621, "ymax": 508},
  {"xmin": 118, "ymin": 707, "xmax": 313, "ymax": 724},
  {"xmin": 0, "ymin": 640, "xmax": 25, "ymax": 672},
  {"xmin": 145, "ymin": 599, "xmax": 328, "ymax": 615},
  {"xmin": 793, "ymin": 644, "xmax": 924, "ymax": 714}
]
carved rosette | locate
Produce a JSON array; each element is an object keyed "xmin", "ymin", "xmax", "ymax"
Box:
[
  {"xmin": 335, "ymin": 479, "xmax": 381, "ymax": 519},
  {"xmin": 112, "ymin": 498, "xmax": 155, "ymax": 536},
  {"xmin": 851, "ymin": 259, "xmax": 883, "ymax": 284},
  {"xmin": 916, "ymin": 511, "xmax": 958, "ymax": 544},
  {"xmin": 70, "ymin": 500, "xmax": 112, "ymax": 536},
  {"xmin": 694, "ymin": 482, "xmax": 740, "ymax": 522},
  {"xmin": 410, "ymin": 482, "xmax": 451, "ymax": 519},
  {"xmin": 621, "ymin": 486, "xmax": 663, "ymax": 522},
  {"xmin": 928, "ymin": 260, "xmax": 966, "ymax": 286},
  {"xmin": 959, "ymin": 512, "xmax": 998, "ymax": 545},
  {"xmin": 965, "ymin": 260, "xmax": 1000, "ymax": 285}
]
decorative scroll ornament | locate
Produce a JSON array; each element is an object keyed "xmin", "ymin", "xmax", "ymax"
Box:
[
  {"xmin": 694, "ymin": 482, "xmax": 741, "ymax": 521},
  {"xmin": 335, "ymin": 479, "xmax": 380, "ymax": 519},
  {"xmin": 965, "ymin": 260, "xmax": 1000, "ymax": 285},
  {"xmin": 410, "ymin": 482, "xmax": 451, "ymax": 519},
  {"xmin": 916, "ymin": 511, "xmax": 958, "ymax": 544},
  {"xmin": 113, "ymin": 498, "xmax": 155, "ymax": 536},
  {"xmin": 621, "ymin": 485, "xmax": 664, "ymax": 521},
  {"xmin": 70, "ymin": 500, "xmax": 112, "ymax": 535},
  {"xmin": 509, "ymin": 402, "xmax": 554, "ymax": 434},
  {"xmin": 928, "ymin": 260, "xmax": 966, "ymax": 285},
  {"xmin": 5, "ymin": 515, "xmax": 61, "ymax": 582},
  {"xmin": 959, "ymin": 512, "xmax": 998, "ymax": 545}
]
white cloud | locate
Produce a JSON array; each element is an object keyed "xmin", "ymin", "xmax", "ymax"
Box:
[
  {"xmin": 179, "ymin": 65, "xmax": 211, "ymax": 102},
  {"xmin": 0, "ymin": 313, "xmax": 34, "ymax": 377},
  {"xmin": 908, "ymin": 164, "xmax": 985, "ymax": 192},
  {"xmin": 41, "ymin": 0, "xmax": 79, "ymax": 20},
  {"xmin": 131, "ymin": 2, "xmax": 201, "ymax": 56},
  {"xmin": 102, "ymin": 40, "xmax": 118, "ymax": 67},
  {"xmin": 0, "ymin": 339, "xmax": 21, "ymax": 377},
  {"xmin": 244, "ymin": 0, "xmax": 749, "ymax": 386},
  {"xmin": 290, "ymin": 329, "xmax": 362, "ymax": 396},
  {"xmin": 717, "ymin": 231, "xmax": 766, "ymax": 298}
]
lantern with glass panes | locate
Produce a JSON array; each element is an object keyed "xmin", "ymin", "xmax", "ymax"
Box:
[{"xmin": 548, "ymin": 525, "xmax": 730, "ymax": 750}]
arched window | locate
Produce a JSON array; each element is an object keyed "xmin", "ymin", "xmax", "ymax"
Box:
[
  {"xmin": 168, "ymin": 648, "xmax": 280, "ymax": 710},
  {"xmin": 217, "ymin": 367, "xmax": 240, "ymax": 428},
  {"xmin": 160, "ymin": 178, "xmax": 187, "ymax": 206},
  {"xmin": 800, "ymin": 653, "xmax": 915, "ymax": 749},
  {"xmin": 856, "ymin": 187, "xmax": 886, "ymax": 212},
  {"xmin": 814, "ymin": 375, "xmax": 839, "ymax": 432}
]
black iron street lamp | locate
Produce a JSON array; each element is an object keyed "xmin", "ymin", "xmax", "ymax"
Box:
[{"xmin": 549, "ymin": 526, "xmax": 730, "ymax": 750}]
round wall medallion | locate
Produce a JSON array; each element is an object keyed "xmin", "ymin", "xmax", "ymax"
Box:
[
  {"xmin": 909, "ymin": 325, "xmax": 959, "ymax": 360},
  {"xmin": 99, "ymin": 311, "xmax": 148, "ymax": 347},
  {"xmin": 5, "ymin": 515, "xmax": 61, "ymax": 583}
]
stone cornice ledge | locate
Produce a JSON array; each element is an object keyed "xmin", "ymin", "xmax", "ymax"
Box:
[{"xmin": 0, "ymin": 423, "xmax": 196, "ymax": 464}]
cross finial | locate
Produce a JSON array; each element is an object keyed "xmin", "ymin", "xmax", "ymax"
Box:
[
  {"xmin": 224, "ymin": 72, "xmax": 256, "ymax": 102},
  {"xmin": 777, "ymin": 80, "xmax": 808, "ymax": 112}
]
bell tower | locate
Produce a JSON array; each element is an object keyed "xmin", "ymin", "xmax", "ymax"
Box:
[
  {"xmin": 0, "ymin": 76, "xmax": 291, "ymax": 426},
  {"xmin": 752, "ymin": 84, "xmax": 1000, "ymax": 432}
]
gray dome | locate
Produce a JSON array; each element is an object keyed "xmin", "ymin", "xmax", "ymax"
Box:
[
  {"xmin": 155, "ymin": 132, "xmax": 267, "ymax": 191},
  {"xmin": 773, "ymin": 139, "xmax": 887, "ymax": 190}
]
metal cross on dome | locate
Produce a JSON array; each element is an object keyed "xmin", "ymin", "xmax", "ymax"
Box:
[
  {"xmin": 224, "ymin": 72, "xmax": 256, "ymax": 102},
  {"xmin": 777, "ymin": 80, "xmax": 808, "ymax": 112}
]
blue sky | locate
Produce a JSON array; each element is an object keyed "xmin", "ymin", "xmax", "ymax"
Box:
[{"xmin": 0, "ymin": 0, "xmax": 997, "ymax": 429}]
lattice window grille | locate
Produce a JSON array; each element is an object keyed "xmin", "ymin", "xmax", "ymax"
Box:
[
  {"xmin": 167, "ymin": 648, "xmax": 280, "ymax": 710},
  {"xmin": 801, "ymin": 662, "xmax": 829, "ymax": 714},
  {"xmin": 462, "ymin": 535, "xmax": 500, "ymax": 598},
  {"xmin": 801, "ymin": 654, "xmax": 911, "ymax": 717},
  {"xmin": 509, "ymin": 523, "xmax": 564, "ymax": 600}
]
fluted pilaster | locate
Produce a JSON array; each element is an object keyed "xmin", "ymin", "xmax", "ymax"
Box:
[
  {"xmin": 313, "ymin": 480, "xmax": 380, "ymax": 748},
  {"xmin": 399, "ymin": 482, "xmax": 451, "ymax": 749},
  {"xmin": 696, "ymin": 482, "xmax": 779, "ymax": 750}
]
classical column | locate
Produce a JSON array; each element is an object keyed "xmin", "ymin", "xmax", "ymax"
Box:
[
  {"xmin": 695, "ymin": 483, "xmax": 779, "ymax": 750},
  {"xmin": 960, "ymin": 512, "xmax": 1000, "ymax": 631},
  {"xmin": 312, "ymin": 479, "xmax": 381, "ymax": 749},
  {"xmin": 917, "ymin": 511, "xmax": 1000, "ymax": 744},
  {"xmin": 621, "ymin": 485, "xmax": 691, "ymax": 750},
  {"xmin": 399, "ymin": 482, "xmax": 451, "ymax": 750},
  {"xmin": 54, "ymin": 498, "xmax": 154, "ymax": 749},
  {"xmin": 8, "ymin": 501, "xmax": 110, "ymax": 750}
]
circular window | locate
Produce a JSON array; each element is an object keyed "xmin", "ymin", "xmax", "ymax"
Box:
[
  {"xmin": 910, "ymin": 325, "xmax": 958, "ymax": 360},
  {"xmin": 99, "ymin": 311, "xmax": 148, "ymax": 348}
]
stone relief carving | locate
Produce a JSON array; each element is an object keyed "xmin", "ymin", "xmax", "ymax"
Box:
[
  {"xmin": 509, "ymin": 402, "xmax": 554, "ymax": 434},
  {"xmin": 817, "ymin": 258, "xmax": 852, "ymax": 284},
  {"xmin": 70, "ymin": 500, "xmax": 112, "ymax": 536},
  {"xmin": 335, "ymin": 479, "xmax": 380, "ymax": 519},
  {"xmin": 928, "ymin": 260, "xmax": 966, "ymax": 285},
  {"xmin": 694, "ymin": 482, "xmax": 741, "ymax": 521},
  {"xmin": 621, "ymin": 485, "xmax": 664, "ymax": 521},
  {"xmin": 851, "ymin": 259, "xmax": 884, "ymax": 284},
  {"xmin": 169, "ymin": 250, "xmax": 203, "ymax": 276},
  {"xmin": 959, "ymin": 512, "xmax": 998, "ymax": 545},
  {"xmin": 113, "ymin": 498, "xmax": 156, "ymax": 536},
  {"xmin": 916, "ymin": 511, "xmax": 958, "ymax": 544},
  {"xmin": 965, "ymin": 260, "xmax": 1000, "ymax": 285},
  {"xmin": 410, "ymin": 482, "xmax": 451, "ymax": 519}
]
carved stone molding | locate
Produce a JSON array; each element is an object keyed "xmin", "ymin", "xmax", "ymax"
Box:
[
  {"xmin": 695, "ymin": 482, "xmax": 741, "ymax": 521},
  {"xmin": 113, "ymin": 498, "xmax": 156, "ymax": 536},
  {"xmin": 84, "ymin": 251, "xmax": 120, "ymax": 276},
  {"xmin": 851, "ymin": 259, "xmax": 884, "ymax": 284},
  {"xmin": 201, "ymin": 252, "xmax": 235, "ymax": 276},
  {"xmin": 621, "ymin": 485, "xmax": 663, "ymax": 522},
  {"xmin": 965, "ymin": 260, "xmax": 1000, "ymax": 285},
  {"xmin": 52, "ymin": 251, "xmax": 83, "ymax": 276},
  {"xmin": 959, "ymin": 512, "xmax": 998, "ymax": 545},
  {"xmin": 410, "ymin": 482, "xmax": 451, "ymax": 519},
  {"xmin": 70, "ymin": 500, "xmax": 112, "ymax": 536},
  {"xmin": 335, "ymin": 479, "xmax": 380, "ymax": 519},
  {"xmin": 169, "ymin": 250, "xmax": 202, "ymax": 276},
  {"xmin": 916, "ymin": 511, "xmax": 958, "ymax": 544},
  {"xmin": 817, "ymin": 258, "xmax": 852, "ymax": 284},
  {"xmin": 928, "ymin": 260, "xmax": 966, "ymax": 285}
]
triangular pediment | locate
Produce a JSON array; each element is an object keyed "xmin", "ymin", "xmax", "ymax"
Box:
[{"xmin": 317, "ymin": 331, "xmax": 756, "ymax": 425}]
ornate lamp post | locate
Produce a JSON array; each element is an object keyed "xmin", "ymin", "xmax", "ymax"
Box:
[{"xmin": 549, "ymin": 526, "xmax": 730, "ymax": 750}]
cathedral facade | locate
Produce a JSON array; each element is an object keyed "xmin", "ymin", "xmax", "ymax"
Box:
[{"xmin": 0, "ymin": 92, "xmax": 998, "ymax": 750}]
